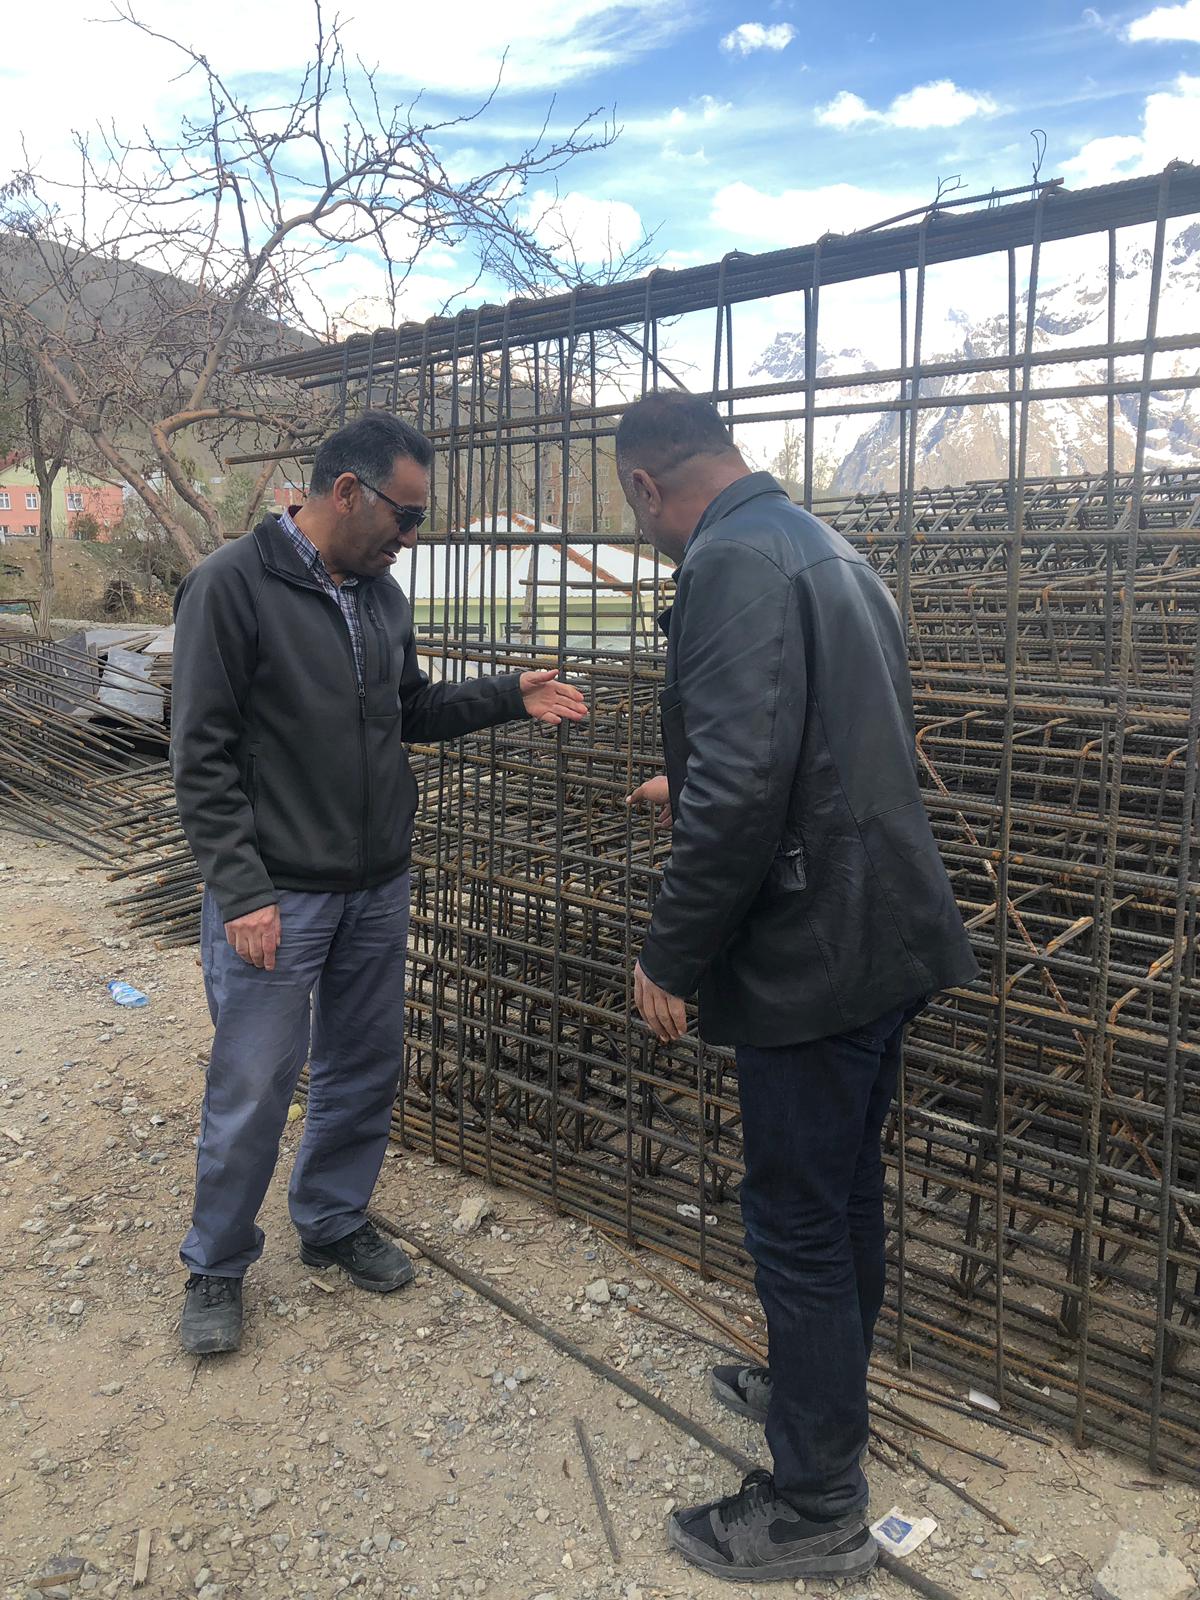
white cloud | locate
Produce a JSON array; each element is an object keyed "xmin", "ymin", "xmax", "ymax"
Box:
[
  {"xmin": 1062, "ymin": 73, "xmax": 1200, "ymax": 185},
  {"xmin": 889, "ymin": 81, "xmax": 1000, "ymax": 128},
  {"xmin": 816, "ymin": 78, "xmax": 999, "ymax": 131},
  {"xmin": 1082, "ymin": 6, "xmax": 1125, "ymax": 33},
  {"xmin": 526, "ymin": 191, "xmax": 645, "ymax": 266},
  {"xmin": 1127, "ymin": 0, "xmax": 1200, "ymax": 42},
  {"xmin": 710, "ymin": 180, "xmax": 920, "ymax": 245},
  {"xmin": 0, "ymin": 0, "xmax": 694, "ymax": 176},
  {"xmin": 719, "ymin": 21, "xmax": 796, "ymax": 55},
  {"xmin": 1061, "ymin": 134, "xmax": 1147, "ymax": 187},
  {"xmin": 661, "ymin": 143, "xmax": 711, "ymax": 165},
  {"xmin": 816, "ymin": 91, "xmax": 876, "ymax": 129},
  {"xmin": 667, "ymin": 95, "xmax": 733, "ymax": 128}
]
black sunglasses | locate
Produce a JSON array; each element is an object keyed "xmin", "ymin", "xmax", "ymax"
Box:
[{"xmin": 357, "ymin": 478, "xmax": 427, "ymax": 536}]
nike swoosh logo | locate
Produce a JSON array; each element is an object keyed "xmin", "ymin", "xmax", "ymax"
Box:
[{"xmin": 744, "ymin": 1518, "xmax": 862, "ymax": 1564}]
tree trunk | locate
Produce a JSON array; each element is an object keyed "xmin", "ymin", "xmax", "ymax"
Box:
[
  {"xmin": 242, "ymin": 459, "xmax": 278, "ymax": 532},
  {"xmin": 29, "ymin": 349, "xmax": 207, "ymax": 570},
  {"xmin": 36, "ymin": 487, "xmax": 53, "ymax": 638},
  {"xmin": 25, "ymin": 384, "xmax": 66, "ymax": 637}
]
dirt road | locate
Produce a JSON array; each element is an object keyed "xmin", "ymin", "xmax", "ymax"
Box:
[{"xmin": 1, "ymin": 827, "xmax": 1197, "ymax": 1600}]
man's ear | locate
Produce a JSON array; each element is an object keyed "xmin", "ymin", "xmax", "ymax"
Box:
[
  {"xmin": 332, "ymin": 472, "xmax": 359, "ymax": 513},
  {"xmin": 630, "ymin": 468, "xmax": 660, "ymax": 513}
]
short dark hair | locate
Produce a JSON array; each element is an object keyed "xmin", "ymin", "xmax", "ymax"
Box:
[
  {"xmin": 309, "ymin": 411, "xmax": 433, "ymax": 496},
  {"xmin": 615, "ymin": 391, "xmax": 736, "ymax": 480}
]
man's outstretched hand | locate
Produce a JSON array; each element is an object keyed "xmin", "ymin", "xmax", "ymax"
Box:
[{"xmin": 520, "ymin": 669, "xmax": 588, "ymax": 727}]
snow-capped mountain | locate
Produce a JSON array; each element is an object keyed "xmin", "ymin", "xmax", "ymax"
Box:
[
  {"xmin": 746, "ymin": 341, "xmax": 884, "ymax": 493},
  {"xmin": 750, "ymin": 223, "xmax": 1200, "ymax": 493}
]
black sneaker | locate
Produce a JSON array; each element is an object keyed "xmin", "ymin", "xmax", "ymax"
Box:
[
  {"xmin": 181, "ymin": 1274, "xmax": 243, "ymax": 1355},
  {"xmin": 668, "ymin": 1470, "xmax": 877, "ymax": 1582},
  {"xmin": 299, "ymin": 1221, "xmax": 415, "ymax": 1292},
  {"xmin": 712, "ymin": 1363, "xmax": 771, "ymax": 1425}
]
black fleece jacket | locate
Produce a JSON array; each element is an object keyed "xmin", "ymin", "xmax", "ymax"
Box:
[{"xmin": 170, "ymin": 516, "xmax": 527, "ymax": 920}]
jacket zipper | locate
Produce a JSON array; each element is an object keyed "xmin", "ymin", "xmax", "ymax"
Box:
[
  {"xmin": 316, "ymin": 587, "xmax": 368, "ymax": 885},
  {"xmin": 359, "ymin": 680, "xmax": 370, "ymax": 886},
  {"xmin": 262, "ymin": 549, "xmax": 371, "ymax": 886},
  {"xmin": 348, "ymin": 590, "xmax": 370, "ymax": 887}
]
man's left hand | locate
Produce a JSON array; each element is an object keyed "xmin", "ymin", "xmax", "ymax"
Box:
[
  {"xmin": 520, "ymin": 669, "xmax": 588, "ymax": 727},
  {"xmin": 634, "ymin": 959, "xmax": 688, "ymax": 1043}
]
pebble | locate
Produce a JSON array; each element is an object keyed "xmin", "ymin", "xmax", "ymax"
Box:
[
  {"xmin": 68, "ymin": 1298, "xmax": 84, "ymax": 1315},
  {"xmin": 584, "ymin": 1278, "xmax": 611, "ymax": 1305}
]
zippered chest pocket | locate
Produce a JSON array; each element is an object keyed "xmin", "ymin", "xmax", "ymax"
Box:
[{"xmin": 364, "ymin": 593, "xmax": 394, "ymax": 685}]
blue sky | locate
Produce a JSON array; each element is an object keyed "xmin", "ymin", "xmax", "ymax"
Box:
[
  {"xmin": 4, "ymin": 0, "xmax": 1198, "ymax": 323},
  {"xmin": 434, "ymin": 0, "xmax": 1198, "ymax": 268}
]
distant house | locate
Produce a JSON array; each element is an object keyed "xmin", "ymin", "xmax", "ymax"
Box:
[
  {"xmin": 397, "ymin": 513, "xmax": 667, "ymax": 655},
  {"xmin": 0, "ymin": 456, "xmax": 125, "ymax": 542}
]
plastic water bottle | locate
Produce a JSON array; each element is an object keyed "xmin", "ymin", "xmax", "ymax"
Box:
[{"xmin": 106, "ymin": 980, "xmax": 149, "ymax": 1008}]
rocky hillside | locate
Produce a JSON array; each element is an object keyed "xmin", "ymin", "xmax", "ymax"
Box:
[{"xmin": 751, "ymin": 222, "xmax": 1200, "ymax": 492}]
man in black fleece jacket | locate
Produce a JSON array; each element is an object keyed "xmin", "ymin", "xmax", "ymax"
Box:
[{"xmin": 171, "ymin": 412, "xmax": 585, "ymax": 1354}]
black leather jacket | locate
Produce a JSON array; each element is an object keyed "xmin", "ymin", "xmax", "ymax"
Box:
[{"xmin": 639, "ymin": 473, "xmax": 978, "ymax": 1047}]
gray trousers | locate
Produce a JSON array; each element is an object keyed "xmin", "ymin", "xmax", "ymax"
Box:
[{"xmin": 180, "ymin": 873, "xmax": 411, "ymax": 1277}]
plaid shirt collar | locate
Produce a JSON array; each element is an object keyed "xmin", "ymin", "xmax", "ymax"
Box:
[
  {"xmin": 277, "ymin": 507, "xmax": 358, "ymax": 590},
  {"xmin": 277, "ymin": 506, "xmax": 365, "ymax": 691}
]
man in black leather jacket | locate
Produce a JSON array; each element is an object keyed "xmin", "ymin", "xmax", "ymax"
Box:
[{"xmin": 619, "ymin": 392, "xmax": 977, "ymax": 1584}]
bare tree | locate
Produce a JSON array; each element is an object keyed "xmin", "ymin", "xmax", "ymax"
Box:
[
  {"xmin": 769, "ymin": 422, "xmax": 804, "ymax": 496},
  {"xmin": 0, "ymin": 328, "xmax": 78, "ymax": 633},
  {"xmin": 0, "ymin": 4, "xmax": 616, "ymax": 569}
]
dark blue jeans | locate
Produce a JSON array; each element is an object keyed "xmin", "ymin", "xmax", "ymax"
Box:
[
  {"xmin": 180, "ymin": 873, "xmax": 410, "ymax": 1277},
  {"xmin": 735, "ymin": 1004, "xmax": 908, "ymax": 1522}
]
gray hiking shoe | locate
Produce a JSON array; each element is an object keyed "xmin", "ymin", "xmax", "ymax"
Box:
[
  {"xmin": 712, "ymin": 1363, "xmax": 772, "ymax": 1425},
  {"xmin": 299, "ymin": 1221, "xmax": 415, "ymax": 1292},
  {"xmin": 668, "ymin": 1469, "xmax": 877, "ymax": 1582},
  {"xmin": 181, "ymin": 1273, "xmax": 243, "ymax": 1355}
]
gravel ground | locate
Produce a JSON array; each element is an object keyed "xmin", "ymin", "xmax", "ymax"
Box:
[{"xmin": 2, "ymin": 825, "xmax": 1197, "ymax": 1600}]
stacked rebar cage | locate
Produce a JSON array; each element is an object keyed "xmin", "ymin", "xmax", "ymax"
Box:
[{"xmin": 245, "ymin": 167, "xmax": 1200, "ymax": 1475}]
